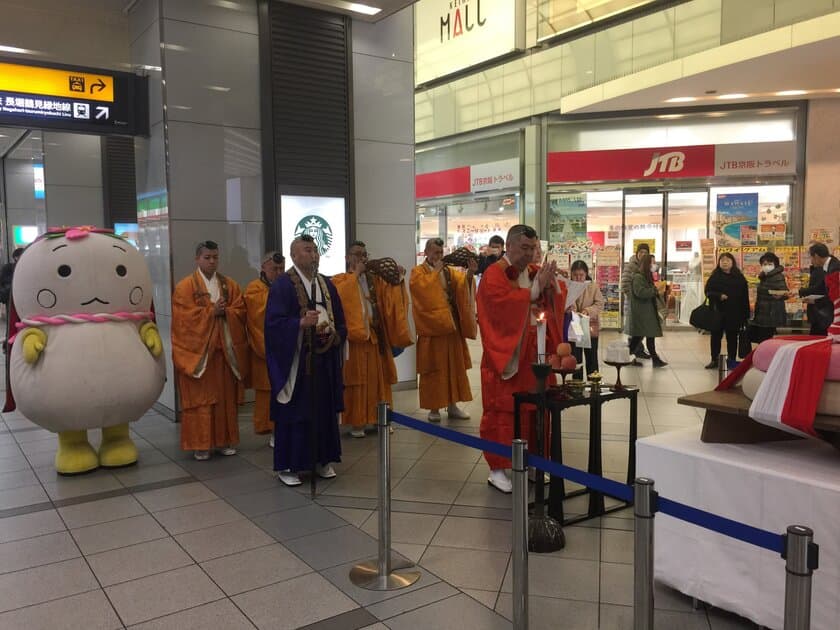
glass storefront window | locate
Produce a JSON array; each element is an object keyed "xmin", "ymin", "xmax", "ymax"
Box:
[
  {"xmin": 416, "ymin": 194, "xmax": 520, "ymax": 260},
  {"xmin": 549, "ymin": 183, "xmax": 796, "ymax": 329},
  {"xmin": 664, "ymin": 191, "xmax": 709, "ymax": 326},
  {"xmin": 538, "ymin": 0, "xmax": 660, "ymax": 42}
]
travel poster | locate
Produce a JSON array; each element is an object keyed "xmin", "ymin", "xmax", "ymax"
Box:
[
  {"xmin": 715, "ymin": 193, "xmax": 758, "ymax": 247},
  {"xmin": 549, "ymin": 194, "xmax": 587, "ymax": 242}
]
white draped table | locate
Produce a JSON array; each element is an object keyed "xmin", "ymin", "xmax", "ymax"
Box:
[{"xmin": 636, "ymin": 427, "xmax": 840, "ymax": 630}]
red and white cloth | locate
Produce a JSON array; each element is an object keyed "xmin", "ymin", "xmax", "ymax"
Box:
[
  {"xmin": 827, "ymin": 271, "xmax": 840, "ymax": 341},
  {"xmin": 717, "ymin": 336, "xmax": 834, "ymax": 438}
]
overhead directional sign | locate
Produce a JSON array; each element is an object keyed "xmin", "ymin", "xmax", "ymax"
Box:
[
  {"xmin": 0, "ymin": 58, "xmax": 148, "ymax": 136},
  {"xmin": 0, "ymin": 62, "xmax": 114, "ymax": 102}
]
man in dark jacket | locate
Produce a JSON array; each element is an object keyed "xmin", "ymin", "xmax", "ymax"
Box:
[
  {"xmin": 477, "ymin": 235, "xmax": 505, "ymax": 275},
  {"xmin": 800, "ymin": 242, "xmax": 840, "ymax": 335}
]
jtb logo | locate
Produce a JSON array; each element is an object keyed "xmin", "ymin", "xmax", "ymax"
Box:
[{"xmin": 642, "ymin": 151, "xmax": 685, "ymax": 177}]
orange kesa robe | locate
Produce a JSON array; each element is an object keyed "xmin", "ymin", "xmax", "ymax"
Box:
[
  {"xmin": 477, "ymin": 260, "xmax": 566, "ymax": 470},
  {"xmin": 172, "ymin": 270, "xmax": 249, "ymax": 450},
  {"xmin": 409, "ymin": 262, "xmax": 476, "ymax": 410},
  {"xmin": 244, "ymin": 277, "xmax": 274, "ymax": 434},
  {"xmin": 333, "ymin": 271, "xmax": 413, "ymax": 428}
]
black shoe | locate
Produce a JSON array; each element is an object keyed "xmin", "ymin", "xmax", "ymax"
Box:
[
  {"xmin": 630, "ymin": 359, "xmax": 643, "ymax": 367},
  {"xmin": 652, "ymin": 357, "xmax": 668, "ymax": 368},
  {"xmin": 634, "ymin": 349, "xmax": 652, "ymax": 360},
  {"xmin": 704, "ymin": 361, "xmax": 717, "ymax": 369}
]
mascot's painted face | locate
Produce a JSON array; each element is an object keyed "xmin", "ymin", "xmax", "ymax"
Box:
[{"xmin": 12, "ymin": 231, "xmax": 153, "ymax": 319}]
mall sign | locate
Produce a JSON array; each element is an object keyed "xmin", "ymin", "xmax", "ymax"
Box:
[{"xmin": 414, "ymin": 0, "xmax": 525, "ymax": 86}]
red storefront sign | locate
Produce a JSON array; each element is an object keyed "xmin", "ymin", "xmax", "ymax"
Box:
[
  {"xmin": 415, "ymin": 166, "xmax": 471, "ymax": 199},
  {"xmin": 546, "ymin": 141, "xmax": 796, "ymax": 183},
  {"xmin": 416, "ymin": 158, "xmax": 520, "ymax": 200},
  {"xmin": 547, "ymin": 145, "xmax": 716, "ymax": 183}
]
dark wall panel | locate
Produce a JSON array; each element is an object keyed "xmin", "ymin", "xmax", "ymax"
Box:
[
  {"xmin": 260, "ymin": 0, "xmax": 353, "ymax": 249},
  {"xmin": 101, "ymin": 135, "xmax": 137, "ymax": 226}
]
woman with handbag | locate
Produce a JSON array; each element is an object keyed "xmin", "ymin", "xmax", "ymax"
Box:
[
  {"xmin": 750, "ymin": 252, "xmax": 789, "ymax": 342},
  {"xmin": 703, "ymin": 252, "xmax": 751, "ymax": 369},
  {"xmin": 627, "ymin": 254, "xmax": 668, "ymax": 368},
  {"xmin": 569, "ymin": 260, "xmax": 605, "ymax": 378}
]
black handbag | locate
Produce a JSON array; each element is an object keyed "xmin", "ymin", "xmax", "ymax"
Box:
[
  {"xmin": 738, "ymin": 327, "xmax": 752, "ymax": 359},
  {"xmin": 689, "ymin": 300, "xmax": 722, "ymax": 332}
]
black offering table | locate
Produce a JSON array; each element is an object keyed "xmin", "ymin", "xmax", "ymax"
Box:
[{"xmin": 513, "ymin": 381, "xmax": 638, "ymax": 525}]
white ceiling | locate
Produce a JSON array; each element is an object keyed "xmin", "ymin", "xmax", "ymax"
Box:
[
  {"xmin": 565, "ymin": 34, "xmax": 840, "ymax": 114},
  {"xmin": 282, "ymin": 0, "xmax": 418, "ymax": 22}
]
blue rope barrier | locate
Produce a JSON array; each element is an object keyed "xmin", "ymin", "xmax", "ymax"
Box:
[
  {"xmin": 390, "ymin": 411, "xmax": 512, "ymax": 460},
  {"xmin": 389, "ymin": 409, "xmax": 785, "ymax": 554},
  {"xmin": 526, "ymin": 453, "xmax": 634, "ymax": 503},
  {"xmin": 658, "ymin": 497, "xmax": 785, "ymax": 554}
]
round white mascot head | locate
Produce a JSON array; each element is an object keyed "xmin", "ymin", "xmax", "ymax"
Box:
[{"xmin": 13, "ymin": 226, "xmax": 153, "ymax": 319}]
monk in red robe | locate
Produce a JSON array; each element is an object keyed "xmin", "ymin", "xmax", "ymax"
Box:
[
  {"xmin": 172, "ymin": 241, "xmax": 249, "ymax": 460},
  {"xmin": 477, "ymin": 225, "xmax": 567, "ymax": 493},
  {"xmin": 409, "ymin": 238, "xmax": 477, "ymax": 422},
  {"xmin": 244, "ymin": 251, "xmax": 285, "ymax": 446},
  {"xmin": 333, "ymin": 241, "xmax": 413, "ymax": 437}
]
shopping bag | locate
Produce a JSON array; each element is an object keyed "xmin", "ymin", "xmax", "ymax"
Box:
[
  {"xmin": 567, "ymin": 313, "xmax": 583, "ymax": 343},
  {"xmin": 738, "ymin": 327, "xmax": 752, "ymax": 359},
  {"xmin": 572, "ymin": 313, "xmax": 592, "ymax": 349},
  {"xmin": 689, "ymin": 300, "xmax": 722, "ymax": 332}
]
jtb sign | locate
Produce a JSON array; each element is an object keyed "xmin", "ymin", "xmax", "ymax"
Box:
[{"xmin": 547, "ymin": 142, "xmax": 797, "ymax": 183}]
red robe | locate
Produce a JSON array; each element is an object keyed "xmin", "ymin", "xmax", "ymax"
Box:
[{"xmin": 477, "ymin": 259, "xmax": 566, "ymax": 470}]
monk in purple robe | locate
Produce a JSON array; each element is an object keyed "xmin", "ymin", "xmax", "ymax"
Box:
[{"xmin": 265, "ymin": 234, "xmax": 346, "ymax": 486}]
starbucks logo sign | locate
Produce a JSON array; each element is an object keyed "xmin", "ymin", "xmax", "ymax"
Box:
[{"xmin": 294, "ymin": 215, "xmax": 334, "ymax": 256}]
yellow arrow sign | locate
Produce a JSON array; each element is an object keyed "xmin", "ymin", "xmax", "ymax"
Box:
[{"xmin": 0, "ymin": 62, "xmax": 114, "ymax": 103}]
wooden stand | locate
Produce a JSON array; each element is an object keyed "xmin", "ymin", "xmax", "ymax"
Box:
[{"xmin": 678, "ymin": 388, "xmax": 840, "ymax": 450}]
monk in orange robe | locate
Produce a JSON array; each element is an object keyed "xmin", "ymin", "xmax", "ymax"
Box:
[
  {"xmin": 172, "ymin": 241, "xmax": 249, "ymax": 460},
  {"xmin": 333, "ymin": 241, "xmax": 413, "ymax": 437},
  {"xmin": 409, "ymin": 238, "xmax": 477, "ymax": 422},
  {"xmin": 477, "ymin": 225, "xmax": 567, "ymax": 493},
  {"xmin": 244, "ymin": 251, "xmax": 285, "ymax": 445}
]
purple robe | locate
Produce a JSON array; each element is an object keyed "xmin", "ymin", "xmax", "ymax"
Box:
[{"xmin": 265, "ymin": 272, "xmax": 345, "ymax": 472}]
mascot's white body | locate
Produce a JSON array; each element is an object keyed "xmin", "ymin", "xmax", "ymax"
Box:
[{"xmin": 6, "ymin": 227, "xmax": 165, "ymax": 473}]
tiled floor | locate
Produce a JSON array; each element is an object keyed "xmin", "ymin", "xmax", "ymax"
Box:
[{"xmin": 0, "ymin": 331, "xmax": 761, "ymax": 629}]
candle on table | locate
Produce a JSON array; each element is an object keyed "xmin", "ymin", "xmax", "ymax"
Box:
[{"xmin": 536, "ymin": 312, "xmax": 546, "ymax": 364}]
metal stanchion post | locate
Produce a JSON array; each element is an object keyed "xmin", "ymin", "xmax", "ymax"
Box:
[
  {"xmin": 634, "ymin": 478, "xmax": 656, "ymax": 630},
  {"xmin": 350, "ymin": 403, "xmax": 421, "ymax": 590},
  {"xmin": 718, "ymin": 353, "xmax": 729, "ymax": 383},
  {"xmin": 784, "ymin": 525, "xmax": 818, "ymax": 630},
  {"xmin": 511, "ymin": 439, "xmax": 529, "ymax": 630}
]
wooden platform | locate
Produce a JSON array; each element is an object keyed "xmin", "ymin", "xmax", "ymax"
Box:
[{"xmin": 677, "ymin": 387, "xmax": 840, "ymax": 448}]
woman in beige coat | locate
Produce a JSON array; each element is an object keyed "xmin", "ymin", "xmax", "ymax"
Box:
[{"xmin": 570, "ymin": 260, "xmax": 605, "ymax": 378}]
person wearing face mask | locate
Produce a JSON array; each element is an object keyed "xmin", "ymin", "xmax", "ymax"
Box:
[
  {"xmin": 703, "ymin": 252, "xmax": 751, "ymax": 369},
  {"xmin": 750, "ymin": 252, "xmax": 788, "ymax": 343}
]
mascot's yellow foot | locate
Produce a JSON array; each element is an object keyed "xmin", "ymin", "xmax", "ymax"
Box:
[
  {"xmin": 55, "ymin": 431, "xmax": 99, "ymax": 475},
  {"xmin": 98, "ymin": 424, "xmax": 138, "ymax": 468}
]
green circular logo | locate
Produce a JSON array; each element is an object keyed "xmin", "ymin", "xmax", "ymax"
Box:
[{"xmin": 294, "ymin": 215, "xmax": 334, "ymax": 256}]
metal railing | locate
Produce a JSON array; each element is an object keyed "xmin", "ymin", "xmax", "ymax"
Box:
[{"xmin": 349, "ymin": 402, "xmax": 818, "ymax": 630}]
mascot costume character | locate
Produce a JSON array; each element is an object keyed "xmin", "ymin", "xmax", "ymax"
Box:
[{"xmin": 4, "ymin": 226, "xmax": 166, "ymax": 474}]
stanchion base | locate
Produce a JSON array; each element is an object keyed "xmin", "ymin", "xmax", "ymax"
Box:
[
  {"xmin": 349, "ymin": 558, "xmax": 422, "ymax": 591},
  {"xmin": 528, "ymin": 515, "xmax": 565, "ymax": 552}
]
